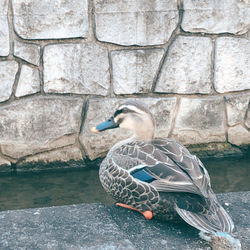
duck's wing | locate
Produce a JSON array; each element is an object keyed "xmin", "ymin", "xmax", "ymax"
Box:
[
  {"xmin": 129, "ymin": 163, "xmax": 202, "ymax": 196},
  {"xmin": 151, "ymin": 138, "xmax": 212, "ymax": 198},
  {"xmin": 112, "ymin": 140, "xmax": 234, "ymax": 233},
  {"xmin": 114, "ymin": 139, "xmax": 212, "ymax": 198}
]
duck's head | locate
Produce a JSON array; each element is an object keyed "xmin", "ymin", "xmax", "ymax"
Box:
[{"xmin": 91, "ymin": 100, "xmax": 155, "ymax": 140}]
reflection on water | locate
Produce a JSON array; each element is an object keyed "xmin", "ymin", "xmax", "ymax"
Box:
[
  {"xmin": 202, "ymin": 156, "xmax": 250, "ymax": 193},
  {"xmin": 0, "ymin": 156, "xmax": 249, "ymax": 212},
  {"xmin": 0, "ymin": 167, "xmax": 114, "ymax": 212}
]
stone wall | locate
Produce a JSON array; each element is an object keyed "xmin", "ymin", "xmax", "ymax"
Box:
[{"xmin": 0, "ymin": 0, "xmax": 250, "ymax": 169}]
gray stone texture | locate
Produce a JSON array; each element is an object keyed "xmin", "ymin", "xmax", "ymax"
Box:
[
  {"xmin": 225, "ymin": 93, "xmax": 250, "ymax": 126},
  {"xmin": 14, "ymin": 40, "xmax": 40, "ymax": 66},
  {"xmin": 246, "ymin": 109, "xmax": 250, "ymax": 129},
  {"xmin": 0, "ymin": 0, "xmax": 249, "ymax": 164},
  {"xmin": 43, "ymin": 43, "xmax": 110, "ymax": 96},
  {"xmin": 0, "ymin": 61, "xmax": 18, "ymax": 102},
  {"xmin": 188, "ymin": 142, "xmax": 243, "ymax": 159},
  {"xmin": 0, "ymin": 203, "xmax": 135, "ymax": 250},
  {"xmin": 15, "ymin": 65, "xmax": 40, "ymax": 97},
  {"xmin": 0, "ymin": 192, "xmax": 249, "ymax": 249},
  {"xmin": 19, "ymin": 145, "xmax": 83, "ymax": 165},
  {"xmin": 149, "ymin": 97, "xmax": 177, "ymax": 139},
  {"xmin": 112, "ymin": 49, "xmax": 164, "ymax": 94},
  {"xmin": 0, "ymin": 0, "xmax": 9, "ymax": 56},
  {"xmin": 228, "ymin": 125, "xmax": 250, "ymax": 146},
  {"xmin": 12, "ymin": 0, "xmax": 88, "ymax": 39},
  {"xmin": 94, "ymin": 0, "xmax": 179, "ymax": 45},
  {"xmin": 172, "ymin": 97, "xmax": 226, "ymax": 144},
  {"xmin": 0, "ymin": 96, "xmax": 83, "ymax": 159},
  {"xmin": 182, "ymin": 0, "xmax": 250, "ymax": 34},
  {"xmin": 214, "ymin": 37, "xmax": 250, "ymax": 93},
  {"xmin": 0, "ymin": 157, "xmax": 11, "ymax": 167},
  {"xmin": 80, "ymin": 97, "xmax": 177, "ymax": 160},
  {"xmin": 155, "ymin": 36, "xmax": 213, "ymax": 94}
]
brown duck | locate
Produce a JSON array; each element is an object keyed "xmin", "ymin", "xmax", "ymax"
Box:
[{"xmin": 91, "ymin": 100, "xmax": 236, "ymax": 243}]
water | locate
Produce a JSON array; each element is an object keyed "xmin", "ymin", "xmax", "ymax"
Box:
[{"xmin": 0, "ymin": 156, "xmax": 249, "ymax": 212}]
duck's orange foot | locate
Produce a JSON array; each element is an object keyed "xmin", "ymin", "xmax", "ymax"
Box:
[{"xmin": 116, "ymin": 202, "xmax": 153, "ymax": 220}]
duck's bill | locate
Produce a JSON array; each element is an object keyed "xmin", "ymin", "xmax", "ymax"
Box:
[{"xmin": 91, "ymin": 116, "xmax": 118, "ymax": 133}]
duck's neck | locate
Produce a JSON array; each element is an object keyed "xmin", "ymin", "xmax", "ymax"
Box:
[
  {"xmin": 110, "ymin": 126, "xmax": 154, "ymax": 155},
  {"xmin": 133, "ymin": 125, "xmax": 154, "ymax": 141},
  {"xmin": 133, "ymin": 116, "xmax": 155, "ymax": 141}
]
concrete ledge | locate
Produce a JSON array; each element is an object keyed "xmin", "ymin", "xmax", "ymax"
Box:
[{"xmin": 0, "ymin": 192, "xmax": 249, "ymax": 249}]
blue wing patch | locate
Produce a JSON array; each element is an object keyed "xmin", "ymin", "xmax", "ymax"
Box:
[{"xmin": 130, "ymin": 168, "xmax": 156, "ymax": 183}]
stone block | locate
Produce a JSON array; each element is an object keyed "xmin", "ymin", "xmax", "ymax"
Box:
[
  {"xmin": 155, "ymin": 36, "xmax": 212, "ymax": 94},
  {"xmin": 214, "ymin": 37, "xmax": 250, "ymax": 93},
  {"xmin": 15, "ymin": 65, "xmax": 40, "ymax": 97},
  {"xmin": 14, "ymin": 40, "xmax": 40, "ymax": 66},
  {"xmin": 150, "ymin": 97, "xmax": 177, "ymax": 139},
  {"xmin": 44, "ymin": 43, "xmax": 110, "ymax": 96},
  {"xmin": 0, "ymin": 96, "xmax": 83, "ymax": 159},
  {"xmin": 225, "ymin": 93, "xmax": 250, "ymax": 126},
  {"xmin": 111, "ymin": 49, "xmax": 164, "ymax": 94},
  {"xmin": 182, "ymin": 0, "xmax": 250, "ymax": 34},
  {"xmin": 0, "ymin": 157, "xmax": 11, "ymax": 167},
  {"xmin": 20, "ymin": 145, "xmax": 83, "ymax": 165},
  {"xmin": 94, "ymin": 0, "xmax": 178, "ymax": 45},
  {"xmin": 228, "ymin": 125, "xmax": 250, "ymax": 146},
  {"xmin": 172, "ymin": 97, "xmax": 226, "ymax": 144},
  {"xmin": 0, "ymin": 61, "xmax": 18, "ymax": 102},
  {"xmin": 12, "ymin": 0, "xmax": 88, "ymax": 39},
  {"xmin": 80, "ymin": 97, "xmax": 177, "ymax": 160},
  {"xmin": 187, "ymin": 142, "xmax": 243, "ymax": 159},
  {"xmin": 0, "ymin": 0, "xmax": 9, "ymax": 56},
  {"xmin": 245, "ymin": 109, "xmax": 250, "ymax": 129}
]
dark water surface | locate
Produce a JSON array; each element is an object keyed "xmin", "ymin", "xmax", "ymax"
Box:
[{"xmin": 0, "ymin": 156, "xmax": 249, "ymax": 212}]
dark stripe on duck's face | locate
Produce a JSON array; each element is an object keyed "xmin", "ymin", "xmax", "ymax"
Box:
[
  {"xmin": 114, "ymin": 109, "xmax": 123, "ymax": 118},
  {"xmin": 114, "ymin": 107, "xmax": 135, "ymax": 118}
]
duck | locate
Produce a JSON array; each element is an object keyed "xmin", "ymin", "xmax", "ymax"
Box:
[{"xmin": 91, "ymin": 100, "xmax": 236, "ymax": 241}]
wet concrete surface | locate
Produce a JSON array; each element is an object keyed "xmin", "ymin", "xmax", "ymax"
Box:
[{"xmin": 0, "ymin": 192, "xmax": 249, "ymax": 249}]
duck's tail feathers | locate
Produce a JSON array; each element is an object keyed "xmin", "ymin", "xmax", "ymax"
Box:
[{"xmin": 175, "ymin": 202, "xmax": 234, "ymax": 234}]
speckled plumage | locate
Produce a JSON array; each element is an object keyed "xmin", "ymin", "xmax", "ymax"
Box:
[{"xmin": 96, "ymin": 101, "xmax": 234, "ymax": 234}]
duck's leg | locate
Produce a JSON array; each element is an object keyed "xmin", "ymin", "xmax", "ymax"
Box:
[{"xmin": 116, "ymin": 203, "xmax": 153, "ymax": 220}]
